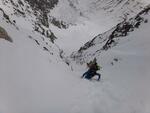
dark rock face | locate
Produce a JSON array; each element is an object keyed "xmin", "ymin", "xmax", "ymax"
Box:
[
  {"xmin": 49, "ymin": 16, "xmax": 69, "ymax": 29},
  {"xmin": 24, "ymin": 0, "xmax": 58, "ymax": 11},
  {"xmin": 0, "ymin": 8, "xmax": 13, "ymax": 24},
  {"xmin": 102, "ymin": 6, "xmax": 150, "ymax": 50},
  {"xmin": 0, "ymin": 0, "xmax": 60, "ymax": 43},
  {"xmin": 24, "ymin": 0, "xmax": 68, "ymax": 29},
  {"xmin": 24, "ymin": 0, "xmax": 60, "ymax": 43},
  {"xmin": 24, "ymin": 0, "xmax": 59, "ymax": 28}
]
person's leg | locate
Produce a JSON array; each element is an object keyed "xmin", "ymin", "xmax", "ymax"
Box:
[
  {"xmin": 82, "ymin": 70, "xmax": 91, "ymax": 78},
  {"xmin": 95, "ymin": 73, "xmax": 101, "ymax": 81},
  {"xmin": 84, "ymin": 70, "xmax": 94, "ymax": 80},
  {"xmin": 81, "ymin": 71, "xmax": 88, "ymax": 78}
]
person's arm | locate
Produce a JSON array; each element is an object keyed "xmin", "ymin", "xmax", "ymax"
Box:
[
  {"xmin": 81, "ymin": 75, "xmax": 84, "ymax": 78},
  {"xmin": 81, "ymin": 71, "xmax": 88, "ymax": 78}
]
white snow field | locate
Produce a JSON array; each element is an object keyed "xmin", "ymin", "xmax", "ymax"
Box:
[{"xmin": 0, "ymin": 0, "xmax": 150, "ymax": 113}]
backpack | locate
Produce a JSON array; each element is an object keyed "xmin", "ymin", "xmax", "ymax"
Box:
[
  {"xmin": 96, "ymin": 65, "xmax": 101, "ymax": 70},
  {"xmin": 87, "ymin": 58, "xmax": 101, "ymax": 71}
]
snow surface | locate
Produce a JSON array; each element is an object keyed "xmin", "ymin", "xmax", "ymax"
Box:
[{"xmin": 0, "ymin": 0, "xmax": 150, "ymax": 113}]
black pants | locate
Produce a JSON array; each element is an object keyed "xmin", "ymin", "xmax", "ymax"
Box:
[{"xmin": 82, "ymin": 70, "xmax": 101, "ymax": 81}]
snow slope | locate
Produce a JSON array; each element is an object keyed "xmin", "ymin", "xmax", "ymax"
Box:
[
  {"xmin": 1, "ymin": 20, "xmax": 150, "ymax": 113},
  {"xmin": 0, "ymin": 0, "xmax": 150, "ymax": 113},
  {"xmin": 71, "ymin": 5, "xmax": 150, "ymax": 113}
]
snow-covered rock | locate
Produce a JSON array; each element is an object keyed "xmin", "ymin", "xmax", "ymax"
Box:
[{"xmin": 72, "ymin": 4, "xmax": 150, "ymax": 63}]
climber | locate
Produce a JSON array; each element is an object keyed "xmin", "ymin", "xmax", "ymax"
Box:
[{"xmin": 81, "ymin": 58, "xmax": 101, "ymax": 81}]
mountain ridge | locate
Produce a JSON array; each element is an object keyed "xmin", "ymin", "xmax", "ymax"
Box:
[{"xmin": 70, "ymin": 4, "xmax": 150, "ymax": 64}]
